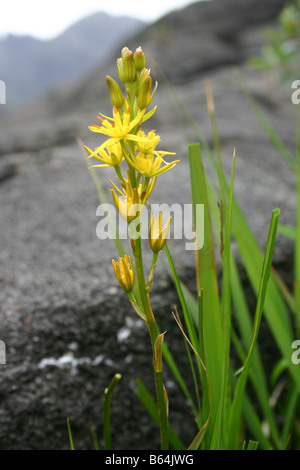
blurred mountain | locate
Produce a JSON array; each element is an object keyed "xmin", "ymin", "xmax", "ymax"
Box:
[
  {"xmin": 0, "ymin": 0, "xmax": 288, "ymax": 153},
  {"xmin": 0, "ymin": 12, "xmax": 145, "ymax": 104},
  {"xmin": 23, "ymin": 0, "xmax": 287, "ymax": 116}
]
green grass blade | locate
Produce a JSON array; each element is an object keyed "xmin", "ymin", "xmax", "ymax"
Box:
[
  {"xmin": 210, "ymin": 149, "xmax": 235, "ymax": 449},
  {"xmin": 164, "ymin": 244, "xmax": 203, "ymax": 420},
  {"xmin": 230, "ymin": 254, "xmax": 281, "ymax": 448},
  {"xmin": 230, "ymin": 197, "xmax": 296, "ymax": 384},
  {"xmin": 277, "ymin": 224, "xmax": 296, "ymax": 240},
  {"xmin": 245, "ymin": 440, "xmax": 259, "ymax": 450},
  {"xmin": 227, "ymin": 208, "xmax": 280, "ymax": 449},
  {"xmin": 241, "ymin": 394, "xmax": 273, "ymax": 450},
  {"xmin": 91, "ymin": 427, "xmax": 100, "ymax": 450},
  {"xmin": 67, "ymin": 418, "xmax": 75, "ymax": 450},
  {"xmin": 161, "ymin": 340, "xmax": 198, "ymax": 419},
  {"xmin": 171, "ymin": 310, "xmax": 212, "ymax": 451},
  {"xmin": 103, "ymin": 373, "xmax": 122, "ymax": 450},
  {"xmin": 281, "ymin": 386, "xmax": 299, "ymax": 447},
  {"xmin": 188, "ymin": 143, "xmax": 223, "ymax": 436},
  {"xmin": 164, "ymin": 245, "xmax": 200, "ymax": 353}
]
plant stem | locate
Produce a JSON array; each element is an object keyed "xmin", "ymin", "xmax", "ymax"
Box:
[{"xmin": 131, "ymin": 233, "xmax": 169, "ymax": 450}]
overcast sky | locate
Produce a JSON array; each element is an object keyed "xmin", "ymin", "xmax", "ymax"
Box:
[{"xmin": 0, "ymin": 0, "xmax": 205, "ymax": 39}]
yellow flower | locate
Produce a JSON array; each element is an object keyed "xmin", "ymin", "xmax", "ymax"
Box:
[
  {"xmin": 121, "ymin": 129, "xmax": 179, "ymax": 178},
  {"xmin": 109, "ymin": 176, "xmax": 156, "ymax": 222},
  {"xmin": 131, "ymin": 152, "xmax": 179, "ymax": 178},
  {"xmin": 135, "ymin": 130, "xmax": 160, "ymax": 154},
  {"xmin": 85, "ymin": 141, "xmax": 124, "ymax": 168},
  {"xmin": 149, "ymin": 213, "xmax": 172, "ymax": 253},
  {"xmin": 112, "ymin": 254, "xmax": 135, "ymax": 293},
  {"xmin": 88, "ymin": 102, "xmax": 157, "ymax": 151}
]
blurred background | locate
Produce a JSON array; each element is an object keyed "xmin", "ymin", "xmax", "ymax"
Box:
[{"xmin": 0, "ymin": 0, "xmax": 298, "ymax": 450}]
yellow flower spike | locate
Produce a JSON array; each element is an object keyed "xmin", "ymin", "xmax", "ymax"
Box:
[
  {"xmin": 149, "ymin": 213, "xmax": 172, "ymax": 253},
  {"xmin": 112, "ymin": 254, "xmax": 135, "ymax": 293}
]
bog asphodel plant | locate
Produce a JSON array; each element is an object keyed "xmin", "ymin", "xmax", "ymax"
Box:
[{"xmin": 84, "ymin": 46, "xmax": 179, "ymax": 450}]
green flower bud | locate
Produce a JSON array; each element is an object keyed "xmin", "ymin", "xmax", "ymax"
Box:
[
  {"xmin": 117, "ymin": 47, "xmax": 136, "ymax": 83},
  {"xmin": 137, "ymin": 75, "xmax": 157, "ymax": 109},
  {"xmin": 134, "ymin": 46, "xmax": 146, "ymax": 72},
  {"xmin": 121, "ymin": 46, "xmax": 131, "ymax": 61},
  {"xmin": 135, "ymin": 68, "xmax": 150, "ymax": 96},
  {"xmin": 117, "ymin": 58, "xmax": 126, "ymax": 82},
  {"xmin": 106, "ymin": 75, "xmax": 124, "ymax": 109}
]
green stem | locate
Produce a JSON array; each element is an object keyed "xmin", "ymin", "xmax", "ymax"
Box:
[
  {"xmin": 114, "ymin": 165, "xmax": 125, "ymax": 185},
  {"xmin": 131, "ymin": 234, "xmax": 169, "ymax": 450},
  {"xmin": 147, "ymin": 251, "xmax": 158, "ymax": 291}
]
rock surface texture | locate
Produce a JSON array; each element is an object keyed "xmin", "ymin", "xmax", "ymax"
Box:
[{"xmin": 0, "ymin": 0, "xmax": 294, "ymax": 450}]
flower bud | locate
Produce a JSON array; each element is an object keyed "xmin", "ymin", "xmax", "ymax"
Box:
[
  {"xmin": 117, "ymin": 58, "xmax": 126, "ymax": 82},
  {"xmin": 121, "ymin": 46, "xmax": 131, "ymax": 62},
  {"xmin": 112, "ymin": 255, "xmax": 135, "ymax": 293},
  {"xmin": 137, "ymin": 75, "xmax": 157, "ymax": 109},
  {"xmin": 134, "ymin": 46, "xmax": 146, "ymax": 72},
  {"xmin": 106, "ymin": 75, "xmax": 124, "ymax": 109},
  {"xmin": 117, "ymin": 47, "xmax": 136, "ymax": 83},
  {"xmin": 149, "ymin": 213, "xmax": 171, "ymax": 253},
  {"xmin": 135, "ymin": 67, "xmax": 150, "ymax": 97}
]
